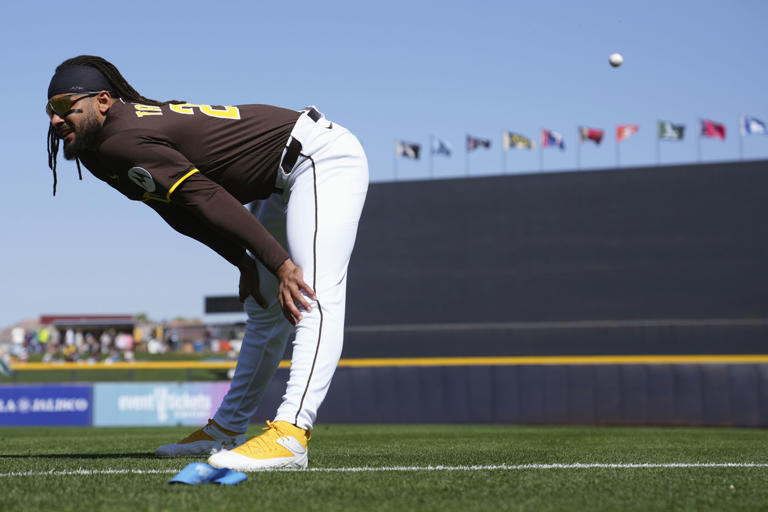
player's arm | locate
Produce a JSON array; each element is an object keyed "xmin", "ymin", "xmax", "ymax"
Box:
[
  {"xmin": 144, "ymin": 199, "xmax": 246, "ymax": 267},
  {"xmin": 145, "ymin": 200, "xmax": 268, "ymax": 308},
  {"xmin": 100, "ymin": 131, "xmax": 289, "ymax": 273},
  {"xmin": 167, "ymin": 172, "xmax": 289, "ymax": 274},
  {"xmin": 168, "ymin": 173, "xmax": 314, "ymax": 323},
  {"xmin": 81, "ymin": 155, "xmax": 251, "ymax": 268},
  {"xmin": 101, "ymin": 133, "xmax": 313, "ymax": 323}
]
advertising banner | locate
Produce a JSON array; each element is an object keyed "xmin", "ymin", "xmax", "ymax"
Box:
[
  {"xmin": 0, "ymin": 385, "xmax": 92, "ymax": 426},
  {"xmin": 93, "ymin": 382, "xmax": 230, "ymax": 426}
]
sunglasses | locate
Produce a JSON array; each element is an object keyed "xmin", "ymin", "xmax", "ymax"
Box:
[{"xmin": 46, "ymin": 92, "xmax": 100, "ymax": 119}]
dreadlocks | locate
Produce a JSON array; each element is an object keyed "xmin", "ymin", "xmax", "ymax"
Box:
[{"xmin": 46, "ymin": 55, "xmax": 183, "ymax": 195}]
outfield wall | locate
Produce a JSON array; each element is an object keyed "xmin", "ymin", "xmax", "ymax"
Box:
[
  {"xmin": 282, "ymin": 364, "xmax": 768, "ymax": 427},
  {"xmin": 344, "ymin": 159, "xmax": 768, "ymax": 357},
  {"xmin": 336, "ymin": 160, "xmax": 768, "ymax": 426},
  {"xmin": 4, "ymin": 362, "xmax": 768, "ymax": 427}
]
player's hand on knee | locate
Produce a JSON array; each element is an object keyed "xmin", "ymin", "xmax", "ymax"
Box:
[
  {"xmin": 237, "ymin": 255, "xmax": 268, "ymax": 308},
  {"xmin": 276, "ymin": 259, "xmax": 316, "ymax": 325}
]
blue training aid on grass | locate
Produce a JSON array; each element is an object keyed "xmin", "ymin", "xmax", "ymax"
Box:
[{"xmin": 168, "ymin": 462, "xmax": 247, "ymax": 486}]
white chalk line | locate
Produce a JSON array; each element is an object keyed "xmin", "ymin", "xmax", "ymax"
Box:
[{"xmin": 2, "ymin": 462, "xmax": 768, "ymax": 478}]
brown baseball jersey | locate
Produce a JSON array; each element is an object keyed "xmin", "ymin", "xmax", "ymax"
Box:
[{"xmin": 79, "ymin": 99, "xmax": 302, "ymax": 272}]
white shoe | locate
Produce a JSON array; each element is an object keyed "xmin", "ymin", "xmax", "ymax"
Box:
[
  {"xmin": 208, "ymin": 420, "xmax": 309, "ymax": 471},
  {"xmin": 155, "ymin": 419, "xmax": 246, "ymax": 456}
]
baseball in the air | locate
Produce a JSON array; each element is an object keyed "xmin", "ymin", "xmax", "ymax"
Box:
[{"xmin": 609, "ymin": 53, "xmax": 623, "ymax": 67}]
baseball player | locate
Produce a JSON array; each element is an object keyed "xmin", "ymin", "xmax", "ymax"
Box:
[{"xmin": 46, "ymin": 56, "xmax": 368, "ymax": 471}]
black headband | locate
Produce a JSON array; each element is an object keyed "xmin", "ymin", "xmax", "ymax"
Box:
[{"xmin": 47, "ymin": 65, "xmax": 116, "ymax": 99}]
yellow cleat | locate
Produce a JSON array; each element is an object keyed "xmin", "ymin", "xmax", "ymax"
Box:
[
  {"xmin": 207, "ymin": 420, "xmax": 310, "ymax": 471},
  {"xmin": 155, "ymin": 419, "xmax": 246, "ymax": 456}
]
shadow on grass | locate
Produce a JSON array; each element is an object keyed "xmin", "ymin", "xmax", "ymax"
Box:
[{"xmin": 0, "ymin": 453, "xmax": 167, "ymax": 459}]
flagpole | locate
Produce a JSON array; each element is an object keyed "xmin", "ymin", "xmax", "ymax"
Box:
[
  {"xmin": 739, "ymin": 115, "xmax": 744, "ymax": 160},
  {"xmin": 538, "ymin": 129, "xmax": 543, "ymax": 172},
  {"xmin": 429, "ymin": 135, "xmax": 434, "ymax": 178},
  {"xmin": 576, "ymin": 139, "xmax": 581, "ymax": 170},
  {"xmin": 697, "ymin": 119, "xmax": 702, "ymax": 163},
  {"xmin": 739, "ymin": 132, "xmax": 744, "ymax": 161},
  {"xmin": 393, "ymin": 139, "xmax": 398, "ymax": 181},
  {"xmin": 655, "ymin": 121, "xmax": 660, "ymax": 166},
  {"xmin": 502, "ymin": 141, "xmax": 506, "ymax": 174},
  {"xmin": 616, "ymin": 138, "xmax": 620, "ymax": 168},
  {"xmin": 538, "ymin": 148, "xmax": 543, "ymax": 173}
]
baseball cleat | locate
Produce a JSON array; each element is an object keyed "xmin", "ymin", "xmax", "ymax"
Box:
[
  {"xmin": 207, "ymin": 420, "xmax": 310, "ymax": 471},
  {"xmin": 155, "ymin": 419, "xmax": 246, "ymax": 456}
]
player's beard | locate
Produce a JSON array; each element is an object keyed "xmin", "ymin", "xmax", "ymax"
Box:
[{"xmin": 62, "ymin": 114, "xmax": 101, "ymax": 160}]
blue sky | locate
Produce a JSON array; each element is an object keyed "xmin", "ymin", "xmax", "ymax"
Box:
[{"xmin": 1, "ymin": 0, "xmax": 767, "ymax": 328}]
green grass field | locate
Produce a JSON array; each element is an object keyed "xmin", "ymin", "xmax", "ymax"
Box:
[{"xmin": 2, "ymin": 424, "xmax": 768, "ymax": 511}]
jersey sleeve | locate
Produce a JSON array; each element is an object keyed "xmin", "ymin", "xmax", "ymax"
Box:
[
  {"xmin": 166, "ymin": 171, "xmax": 290, "ymax": 273},
  {"xmin": 99, "ymin": 130, "xmax": 289, "ymax": 273},
  {"xmin": 99, "ymin": 129, "xmax": 199, "ymax": 201},
  {"xmin": 145, "ymin": 200, "xmax": 247, "ymax": 267}
]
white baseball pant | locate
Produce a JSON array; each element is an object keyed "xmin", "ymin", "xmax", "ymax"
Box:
[{"xmin": 214, "ymin": 111, "xmax": 369, "ymax": 432}]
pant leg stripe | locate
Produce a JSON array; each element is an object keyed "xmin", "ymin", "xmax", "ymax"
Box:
[{"xmin": 295, "ymin": 154, "xmax": 323, "ymax": 426}]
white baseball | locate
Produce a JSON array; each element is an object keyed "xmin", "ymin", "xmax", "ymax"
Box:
[{"xmin": 609, "ymin": 53, "xmax": 623, "ymax": 67}]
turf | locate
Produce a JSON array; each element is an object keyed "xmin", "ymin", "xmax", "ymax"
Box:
[{"xmin": 2, "ymin": 424, "xmax": 768, "ymax": 511}]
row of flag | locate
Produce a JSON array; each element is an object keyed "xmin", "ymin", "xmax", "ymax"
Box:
[{"xmin": 395, "ymin": 116, "xmax": 767, "ymax": 159}]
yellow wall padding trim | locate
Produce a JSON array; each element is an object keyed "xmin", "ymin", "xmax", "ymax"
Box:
[{"xmin": 10, "ymin": 354, "xmax": 768, "ymax": 371}]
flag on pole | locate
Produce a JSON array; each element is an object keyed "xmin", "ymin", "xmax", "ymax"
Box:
[
  {"xmin": 579, "ymin": 126, "xmax": 604, "ymax": 145},
  {"xmin": 431, "ymin": 137, "xmax": 452, "ymax": 156},
  {"xmin": 740, "ymin": 115, "xmax": 766, "ymax": 136},
  {"xmin": 503, "ymin": 131, "xmax": 535, "ymax": 150},
  {"xmin": 658, "ymin": 121, "xmax": 685, "ymax": 140},
  {"xmin": 617, "ymin": 124, "xmax": 639, "ymax": 142},
  {"xmin": 395, "ymin": 140, "xmax": 421, "ymax": 159},
  {"xmin": 466, "ymin": 135, "xmax": 491, "ymax": 151},
  {"xmin": 541, "ymin": 129, "xmax": 565, "ymax": 149},
  {"xmin": 700, "ymin": 119, "xmax": 726, "ymax": 140}
]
